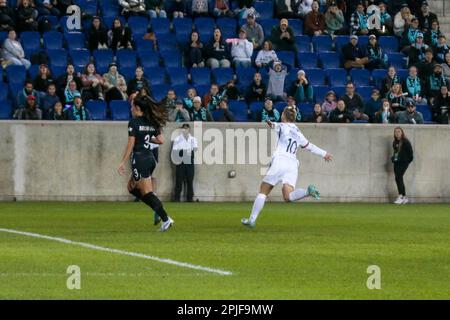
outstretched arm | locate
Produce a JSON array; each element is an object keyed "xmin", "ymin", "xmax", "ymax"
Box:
[
  {"xmin": 117, "ymin": 136, "xmax": 135, "ymax": 175},
  {"xmin": 302, "ymin": 142, "xmax": 333, "ymax": 162}
]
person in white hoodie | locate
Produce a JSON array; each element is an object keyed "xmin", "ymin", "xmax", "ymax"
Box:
[
  {"xmin": 255, "ymin": 40, "xmax": 278, "ymax": 68},
  {"xmin": 230, "ymin": 28, "xmax": 253, "ymax": 68},
  {"xmin": 2, "ymin": 29, "xmax": 31, "ymax": 69}
]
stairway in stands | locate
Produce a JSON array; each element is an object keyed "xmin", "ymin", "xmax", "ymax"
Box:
[{"xmin": 429, "ymin": 0, "xmax": 449, "ymax": 37}]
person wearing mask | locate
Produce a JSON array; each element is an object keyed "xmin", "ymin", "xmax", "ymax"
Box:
[{"xmin": 391, "ymin": 127, "xmax": 414, "ymax": 204}]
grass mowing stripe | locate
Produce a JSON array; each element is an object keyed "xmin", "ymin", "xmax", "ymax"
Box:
[{"xmin": 0, "ymin": 228, "xmax": 233, "ymax": 276}]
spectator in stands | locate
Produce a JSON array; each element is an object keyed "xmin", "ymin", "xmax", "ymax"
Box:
[
  {"xmin": 257, "ymin": 98, "xmax": 280, "ymax": 122},
  {"xmin": 308, "ymin": 103, "xmax": 328, "ymax": 123},
  {"xmin": 33, "ymin": 63, "xmax": 53, "ymax": 93},
  {"xmin": 417, "ymin": 1, "xmax": 437, "ymax": 33},
  {"xmin": 342, "ymin": 35, "xmax": 369, "ymax": 69},
  {"xmin": 424, "ymin": 20, "xmax": 441, "ymax": 47},
  {"xmin": 374, "ymin": 1, "xmax": 393, "ymax": 36},
  {"xmin": 0, "ymin": 0, "xmax": 16, "ymax": 31},
  {"xmin": 16, "ymin": 0, "xmax": 38, "ymax": 32},
  {"xmin": 2, "ymin": 29, "xmax": 31, "ymax": 69},
  {"xmin": 81, "ymin": 63, "xmax": 105, "ymax": 101},
  {"xmin": 108, "ymin": 18, "xmax": 133, "ymax": 50},
  {"xmin": 221, "ymin": 79, "xmax": 241, "ymax": 100},
  {"xmin": 269, "ymin": 19, "xmax": 297, "ymax": 53},
  {"xmin": 146, "ymin": 0, "xmax": 167, "ymax": 18},
  {"xmin": 191, "ymin": 0, "xmax": 209, "ymax": 17},
  {"xmin": 285, "ymin": 96, "xmax": 303, "ymax": 122},
  {"xmin": 297, "ymin": 0, "xmax": 313, "ymax": 18},
  {"xmin": 329, "ymin": 99, "xmax": 354, "ymax": 123},
  {"xmin": 185, "ymin": 31, "xmax": 205, "ymax": 68},
  {"xmin": 183, "ymin": 87, "xmax": 197, "ymax": 113},
  {"xmin": 402, "ymin": 66, "xmax": 427, "ymax": 104},
  {"xmin": 381, "ymin": 66, "xmax": 401, "ymax": 97},
  {"xmin": 16, "ymin": 80, "xmax": 40, "ymax": 108},
  {"xmin": 56, "ymin": 64, "xmax": 82, "ymax": 101},
  {"xmin": 400, "ymin": 17, "xmax": 420, "ymax": 53},
  {"xmin": 350, "ymin": 2, "xmax": 369, "ymax": 35},
  {"xmin": 214, "ymin": 96, "xmax": 235, "ymax": 121},
  {"xmin": 255, "ymin": 40, "xmax": 277, "ymax": 68},
  {"xmin": 161, "ymin": 91, "xmax": 190, "ymax": 122},
  {"xmin": 396, "ymin": 99, "xmax": 424, "ymax": 124},
  {"xmin": 126, "ymin": 66, "xmax": 150, "ymax": 96},
  {"xmin": 213, "ymin": 0, "xmax": 232, "ymax": 17},
  {"xmin": 119, "ymin": 0, "xmax": 147, "ymax": 18},
  {"xmin": 304, "ymin": 1, "xmax": 325, "ymax": 36},
  {"xmin": 117, "ymin": 77, "xmax": 128, "ymax": 100},
  {"xmin": 321, "ymin": 90, "xmax": 337, "ymax": 115},
  {"xmin": 290, "ymin": 70, "xmax": 313, "ymax": 103},
  {"xmin": 365, "ymin": 34, "xmax": 388, "ymax": 70},
  {"xmin": 204, "ymin": 83, "xmax": 224, "ymax": 111},
  {"xmin": 442, "ymin": 52, "xmax": 450, "ymax": 84},
  {"xmin": 190, "ymin": 96, "xmax": 213, "ymax": 121},
  {"xmin": 374, "ymin": 98, "xmax": 395, "ymax": 123},
  {"xmin": 426, "ymin": 64, "xmax": 448, "ymax": 103},
  {"xmin": 65, "ymin": 94, "xmax": 92, "ymax": 121},
  {"xmin": 324, "ymin": 1, "xmax": 346, "ymax": 36},
  {"xmin": 432, "ymin": 85, "xmax": 450, "ymax": 124},
  {"xmin": 275, "ymin": 0, "xmax": 298, "ymax": 19},
  {"xmin": 365, "ymin": 89, "xmax": 382, "ymax": 121},
  {"xmin": 14, "ymin": 95, "xmax": 42, "ymax": 120},
  {"xmin": 170, "ymin": 0, "xmax": 186, "ymax": 18},
  {"xmin": 241, "ymin": 12, "xmax": 264, "ymax": 50},
  {"xmin": 267, "ymin": 60, "xmax": 288, "ymax": 102},
  {"xmin": 417, "ymin": 48, "xmax": 436, "ymax": 81},
  {"xmin": 387, "ymin": 83, "xmax": 406, "ymax": 112},
  {"xmin": 434, "ymin": 35, "xmax": 449, "ymax": 64},
  {"xmin": 342, "ymin": 82, "xmax": 365, "ymax": 113},
  {"xmin": 352, "ymin": 107, "xmax": 369, "ymax": 121},
  {"xmin": 230, "ymin": 28, "xmax": 253, "ymax": 68},
  {"xmin": 394, "ymin": 5, "xmax": 414, "ymax": 37},
  {"xmin": 65, "ymin": 80, "xmax": 81, "ymax": 105},
  {"xmin": 88, "ymin": 16, "xmax": 109, "ymax": 51},
  {"xmin": 103, "ymin": 63, "xmax": 126, "ymax": 102},
  {"xmin": 41, "ymin": 83, "xmax": 60, "ymax": 116},
  {"xmin": 35, "ymin": 0, "xmax": 60, "ymax": 17},
  {"xmin": 246, "ymin": 72, "xmax": 266, "ymax": 103},
  {"xmin": 205, "ymin": 28, "xmax": 231, "ymax": 68},
  {"xmin": 48, "ymin": 101, "xmax": 65, "ymax": 120},
  {"xmin": 408, "ymin": 32, "xmax": 429, "ymax": 67}
]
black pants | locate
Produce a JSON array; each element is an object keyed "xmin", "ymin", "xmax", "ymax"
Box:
[
  {"xmin": 174, "ymin": 163, "xmax": 194, "ymax": 202},
  {"xmin": 394, "ymin": 162, "xmax": 409, "ymax": 196}
]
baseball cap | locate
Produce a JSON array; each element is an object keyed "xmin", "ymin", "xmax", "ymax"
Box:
[
  {"xmin": 434, "ymin": 63, "xmax": 443, "ymax": 69},
  {"xmin": 350, "ymin": 35, "xmax": 358, "ymax": 41},
  {"xmin": 239, "ymin": 28, "xmax": 246, "ymax": 34},
  {"xmin": 193, "ymin": 96, "xmax": 201, "ymax": 103},
  {"xmin": 369, "ymin": 34, "xmax": 376, "ymax": 40},
  {"xmin": 26, "ymin": 95, "xmax": 36, "ymax": 101},
  {"xmin": 180, "ymin": 123, "xmax": 190, "ymax": 129},
  {"xmin": 422, "ymin": 1, "xmax": 429, "ymax": 6},
  {"xmin": 417, "ymin": 32, "xmax": 424, "ymax": 38},
  {"xmin": 175, "ymin": 99, "xmax": 183, "ymax": 105},
  {"xmin": 405, "ymin": 99, "xmax": 415, "ymax": 107},
  {"xmin": 247, "ymin": 12, "xmax": 255, "ymax": 18},
  {"xmin": 297, "ymin": 69, "xmax": 305, "ymax": 76}
]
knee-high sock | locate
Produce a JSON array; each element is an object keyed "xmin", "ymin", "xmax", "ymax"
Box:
[
  {"xmin": 141, "ymin": 192, "xmax": 169, "ymax": 222},
  {"xmin": 250, "ymin": 193, "xmax": 267, "ymax": 224},
  {"xmin": 288, "ymin": 188, "xmax": 308, "ymax": 202},
  {"xmin": 129, "ymin": 187, "xmax": 141, "ymax": 199}
]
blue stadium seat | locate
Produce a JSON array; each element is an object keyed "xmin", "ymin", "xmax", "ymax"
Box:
[
  {"xmin": 65, "ymin": 32, "xmax": 86, "ymax": 50},
  {"xmin": 0, "ymin": 100, "xmax": 12, "ymax": 119},
  {"xmin": 145, "ymin": 67, "xmax": 167, "ymax": 86},
  {"xmin": 274, "ymin": 101, "xmax": 287, "ymax": 114},
  {"xmin": 331, "ymin": 86, "xmax": 346, "ymax": 99},
  {"xmin": 236, "ymin": 67, "xmax": 256, "ymax": 86},
  {"xmin": 172, "ymin": 84, "xmax": 191, "ymax": 97},
  {"xmin": 50, "ymin": 66, "xmax": 66, "ymax": 78},
  {"xmin": 318, "ymin": 52, "xmax": 341, "ymax": 69},
  {"xmin": 101, "ymin": 0, "xmax": 120, "ymax": 17},
  {"xmin": 70, "ymin": 49, "xmax": 91, "ymax": 70},
  {"xmin": 212, "ymin": 109, "xmax": 225, "ymax": 121},
  {"xmin": 297, "ymin": 52, "xmax": 318, "ymax": 69},
  {"xmin": 39, "ymin": 15, "xmax": 58, "ymax": 31},
  {"xmin": 298, "ymin": 102, "xmax": 313, "ymax": 119},
  {"xmin": 387, "ymin": 53, "xmax": 406, "ymax": 69},
  {"xmin": 379, "ymin": 36, "xmax": 399, "ymax": 54},
  {"xmin": 371, "ymin": 69, "xmax": 387, "ymax": 88},
  {"xmin": 295, "ymin": 35, "xmax": 312, "ymax": 53},
  {"xmin": 326, "ymin": 68, "xmax": 348, "ymax": 87},
  {"xmin": 416, "ymin": 104, "xmax": 432, "ymax": 122},
  {"xmin": 287, "ymin": 19, "xmax": 303, "ymax": 36},
  {"xmin": 127, "ymin": 16, "xmax": 149, "ymax": 38},
  {"xmin": 249, "ymin": 101, "xmax": 264, "ymax": 121},
  {"xmin": 20, "ymin": 31, "xmax": 41, "ymax": 56},
  {"xmin": 150, "ymin": 84, "xmax": 171, "ymax": 101},
  {"xmin": 139, "ymin": 50, "xmax": 160, "ymax": 68},
  {"xmin": 9, "ymin": 83, "xmax": 23, "ymax": 101},
  {"xmin": 27, "ymin": 64, "xmax": 39, "ymax": 80},
  {"xmin": 358, "ymin": 35, "xmax": 369, "ymax": 48},
  {"xmin": 85, "ymin": 100, "xmax": 107, "ymax": 120},
  {"xmin": 356, "ymin": 86, "xmax": 374, "ymax": 101},
  {"xmin": 312, "ymin": 35, "xmax": 333, "ymax": 53},
  {"xmin": 312, "ymin": 85, "xmax": 331, "ymax": 103},
  {"xmin": 212, "ymin": 68, "xmax": 234, "ymax": 85},
  {"xmin": 6, "ymin": 65, "xmax": 26, "ymax": 86},
  {"xmin": 43, "ymin": 31, "xmax": 63, "ymax": 50},
  {"xmin": 167, "ymin": 67, "xmax": 188, "ymax": 85},
  {"xmin": 103, "ymin": 16, "xmax": 125, "ymax": 29},
  {"xmin": 285, "ymin": 68, "xmax": 299, "ymax": 90},
  {"xmin": 195, "ymin": 84, "xmax": 210, "ymax": 97},
  {"xmin": 135, "ymin": 38, "xmax": 155, "ymax": 52},
  {"xmin": 277, "ymin": 51, "xmax": 295, "ymax": 68},
  {"xmin": 93, "ymin": 49, "xmax": 114, "ymax": 74},
  {"xmin": 120, "ymin": 66, "xmax": 135, "ymax": 81},
  {"xmin": 216, "ymin": 17, "xmax": 237, "ymax": 35},
  {"xmin": 173, "ymin": 18, "xmax": 193, "ymax": 45},
  {"xmin": 191, "ymin": 68, "xmax": 212, "ymax": 86},
  {"xmin": 48, "ymin": 49, "xmax": 68, "ymax": 68},
  {"xmin": 228, "ymin": 100, "xmax": 248, "ymax": 122},
  {"xmin": 0, "ymin": 83, "xmax": 8, "ymax": 101},
  {"xmin": 194, "ymin": 17, "xmax": 215, "ymax": 36},
  {"xmin": 161, "ymin": 50, "xmax": 182, "ymax": 68},
  {"xmin": 110, "ymin": 100, "xmax": 131, "ymax": 120},
  {"xmin": 157, "ymin": 34, "xmax": 178, "ymax": 51},
  {"xmin": 75, "ymin": 0, "xmax": 98, "ymax": 16},
  {"xmin": 116, "ymin": 49, "xmax": 137, "ymax": 68},
  {"xmin": 350, "ymin": 69, "xmax": 371, "ymax": 86},
  {"xmin": 254, "ymin": 1, "xmax": 274, "ymax": 20},
  {"xmin": 304, "ymin": 68, "xmax": 326, "ymax": 86},
  {"xmin": 151, "ymin": 17, "xmax": 170, "ymax": 35},
  {"xmin": 397, "ymin": 69, "xmax": 409, "ymax": 81},
  {"xmin": 0, "ymin": 31, "xmax": 7, "ymax": 43},
  {"xmin": 260, "ymin": 19, "xmax": 279, "ymax": 37},
  {"xmin": 334, "ymin": 35, "xmax": 350, "ymax": 52}
]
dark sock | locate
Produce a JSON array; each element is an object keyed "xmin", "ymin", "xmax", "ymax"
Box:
[
  {"xmin": 141, "ymin": 192, "xmax": 169, "ymax": 222},
  {"xmin": 129, "ymin": 187, "xmax": 141, "ymax": 199}
]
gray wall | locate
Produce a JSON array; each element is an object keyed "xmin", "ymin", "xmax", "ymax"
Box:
[{"xmin": 0, "ymin": 121, "xmax": 449, "ymax": 202}]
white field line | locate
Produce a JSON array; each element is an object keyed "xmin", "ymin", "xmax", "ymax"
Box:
[{"xmin": 0, "ymin": 228, "xmax": 233, "ymax": 276}]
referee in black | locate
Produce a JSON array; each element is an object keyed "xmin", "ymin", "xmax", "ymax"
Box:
[{"xmin": 172, "ymin": 124, "xmax": 198, "ymax": 202}]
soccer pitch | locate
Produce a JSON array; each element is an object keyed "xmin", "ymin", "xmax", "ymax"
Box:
[{"xmin": 0, "ymin": 202, "xmax": 449, "ymax": 300}]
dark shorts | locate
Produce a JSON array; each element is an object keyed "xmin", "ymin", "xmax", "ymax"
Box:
[{"xmin": 131, "ymin": 152, "xmax": 156, "ymax": 181}]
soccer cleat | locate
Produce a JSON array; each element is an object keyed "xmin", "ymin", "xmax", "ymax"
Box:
[
  {"xmin": 307, "ymin": 184, "xmax": 321, "ymax": 200},
  {"xmin": 160, "ymin": 217, "xmax": 174, "ymax": 232},
  {"xmin": 394, "ymin": 195, "xmax": 404, "ymax": 204},
  {"xmin": 241, "ymin": 218, "xmax": 256, "ymax": 228},
  {"xmin": 153, "ymin": 212, "xmax": 161, "ymax": 226},
  {"xmin": 402, "ymin": 196, "xmax": 409, "ymax": 204}
]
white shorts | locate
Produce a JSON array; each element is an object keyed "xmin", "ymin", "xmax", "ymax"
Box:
[{"xmin": 262, "ymin": 155, "xmax": 299, "ymax": 188}]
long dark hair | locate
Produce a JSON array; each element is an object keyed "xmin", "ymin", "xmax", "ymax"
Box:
[
  {"xmin": 393, "ymin": 127, "xmax": 407, "ymax": 151},
  {"xmin": 133, "ymin": 94, "xmax": 167, "ymax": 130}
]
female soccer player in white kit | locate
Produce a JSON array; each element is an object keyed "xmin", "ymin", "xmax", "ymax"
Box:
[{"xmin": 242, "ymin": 106, "xmax": 333, "ymax": 228}]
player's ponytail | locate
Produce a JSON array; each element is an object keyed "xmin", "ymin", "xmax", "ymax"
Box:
[{"xmin": 134, "ymin": 94, "xmax": 168, "ymax": 130}]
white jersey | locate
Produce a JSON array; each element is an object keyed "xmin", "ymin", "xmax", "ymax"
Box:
[{"xmin": 272, "ymin": 123, "xmax": 309, "ymax": 160}]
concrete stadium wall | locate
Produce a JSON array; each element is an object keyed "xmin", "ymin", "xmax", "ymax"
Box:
[{"xmin": 0, "ymin": 121, "xmax": 449, "ymax": 203}]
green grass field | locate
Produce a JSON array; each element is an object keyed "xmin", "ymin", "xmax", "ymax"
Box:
[{"xmin": 0, "ymin": 202, "xmax": 449, "ymax": 300}]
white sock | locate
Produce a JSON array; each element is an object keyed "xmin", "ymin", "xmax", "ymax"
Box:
[
  {"xmin": 249, "ymin": 193, "xmax": 267, "ymax": 224},
  {"xmin": 288, "ymin": 188, "xmax": 308, "ymax": 202}
]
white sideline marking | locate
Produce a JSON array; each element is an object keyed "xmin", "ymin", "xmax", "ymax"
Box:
[{"xmin": 0, "ymin": 228, "xmax": 233, "ymax": 276}]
